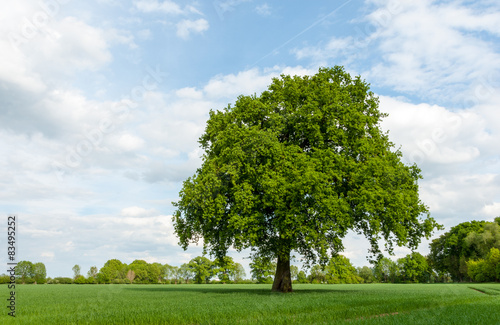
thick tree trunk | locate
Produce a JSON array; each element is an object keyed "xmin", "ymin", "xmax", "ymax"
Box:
[{"xmin": 272, "ymin": 253, "xmax": 293, "ymax": 293}]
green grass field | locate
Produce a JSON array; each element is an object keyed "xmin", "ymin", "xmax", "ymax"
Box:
[{"xmin": 2, "ymin": 283, "xmax": 500, "ymax": 324}]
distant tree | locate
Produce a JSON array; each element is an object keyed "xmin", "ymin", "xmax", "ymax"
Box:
[
  {"xmin": 357, "ymin": 266, "xmax": 375, "ymax": 283},
  {"xmin": 126, "ymin": 269, "xmax": 136, "ymax": 283},
  {"xmin": 308, "ymin": 264, "xmax": 325, "ymax": 284},
  {"xmin": 16, "ymin": 261, "xmax": 34, "ymax": 284},
  {"xmin": 172, "ymin": 66, "xmax": 440, "ymax": 292},
  {"xmin": 290, "ymin": 265, "xmax": 299, "ymax": 281},
  {"xmin": 33, "ymin": 262, "xmax": 47, "ymax": 284},
  {"xmin": 297, "ymin": 270, "xmax": 308, "ymax": 283},
  {"xmin": 87, "ymin": 266, "xmax": 98, "ymax": 278},
  {"xmin": 188, "ymin": 256, "xmax": 213, "ymax": 284},
  {"xmin": 74, "ymin": 275, "xmax": 86, "ymax": 284},
  {"xmin": 101, "ymin": 259, "xmax": 127, "ymax": 281},
  {"xmin": 232, "ymin": 263, "xmax": 246, "ymax": 282},
  {"xmin": 249, "ymin": 256, "xmax": 276, "ymax": 284},
  {"xmin": 215, "ymin": 256, "xmax": 238, "ymax": 283},
  {"xmin": 325, "ymin": 255, "xmax": 362, "ymax": 284},
  {"xmin": 72, "ymin": 265, "xmax": 81, "ymax": 280},
  {"xmin": 398, "ymin": 252, "xmax": 429, "ymax": 283},
  {"xmin": 373, "ymin": 257, "xmax": 398, "ymax": 283},
  {"xmin": 179, "ymin": 263, "xmax": 193, "ymax": 284},
  {"xmin": 128, "ymin": 260, "xmax": 150, "ymax": 283},
  {"xmin": 163, "ymin": 264, "xmax": 172, "ymax": 280},
  {"xmin": 170, "ymin": 265, "xmax": 180, "ymax": 284},
  {"xmin": 429, "ymin": 220, "xmax": 486, "ymax": 282},
  {"xmin": 466, "ymin": 222, "xmax": 500, "ymax": 258},
  {"xmin": 466, "ymin": 247, "xmax": 500, "ymax": 282},
  {"xmin": 147, "ymin": 263, "xmax": 162, "ymax": 283}
]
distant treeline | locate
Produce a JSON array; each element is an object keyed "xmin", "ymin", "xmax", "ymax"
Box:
[{"xmin": 2, "ymin": 218, "xmax": 499, "ymax": 285}]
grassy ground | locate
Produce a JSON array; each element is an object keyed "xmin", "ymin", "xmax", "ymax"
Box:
[{"xmin": 2, "ymin": 283, "xmax": 499, "ymax": 324}]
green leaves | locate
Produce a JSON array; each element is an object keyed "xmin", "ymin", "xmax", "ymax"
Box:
[{"xmin": 173, "ymin": 66, "xmax": 439, "ymax": 276}]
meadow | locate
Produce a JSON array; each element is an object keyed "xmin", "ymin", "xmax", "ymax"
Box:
[{"xmin": 2, "ymin": 283, "xmax": 499, "ymax": 324}]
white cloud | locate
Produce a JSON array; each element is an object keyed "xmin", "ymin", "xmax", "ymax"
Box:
[
  {"xmin": 114, "ymin": 133, "xmax": 145, "ymax": 152},
  {"xmin": 481, "ymin": 202, "xmax": 500, "ymax": 219},
  {"xmin": 176, "ymin": 18, "xmax": 209, "ymax": 39},
  {"xmin": 176, "ymin": 87, "xmax": 203, "ymax": 99},
  {"xmin": 294, "ymin": 0, "xmax": 500, "ymax": 105},
  {"xmin": 121, "ymin": 206, "xmax": 156, "ymax": 217},
  {"xmin": 133, "ymin": 0, "xmax": 183, "ymax": 15},
  {"xmin": 255, "ymin": 3, "xmax": 271, "ymax": 16}
]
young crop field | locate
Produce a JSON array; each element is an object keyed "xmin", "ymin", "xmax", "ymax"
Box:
[{"xmin": 3, "ymin": 283, "xmax": 500, "ymax": 324}]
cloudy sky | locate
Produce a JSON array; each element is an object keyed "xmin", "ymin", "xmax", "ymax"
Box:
[{"xmin": 1, "ymin": 0, "xmax": 499, "ymax": 278}]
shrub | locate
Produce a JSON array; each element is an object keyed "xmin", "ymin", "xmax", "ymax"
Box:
[
  {"xmin": 53, "ymin": 277, "xmax": 73, "ymax": 284},
  {"xmin": 0, "ymin": 274, "xmax": 11, "ymax": 284},
  {"xmin": 74, "ymin": 275, "xmax": 86, "ymax": 284}
]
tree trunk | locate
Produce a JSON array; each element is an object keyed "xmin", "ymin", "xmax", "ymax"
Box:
[{"xmin": 272, "ymin": 252, "xmax": 293, "ymax": 293}]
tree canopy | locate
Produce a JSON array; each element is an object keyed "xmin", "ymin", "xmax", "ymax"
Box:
[
  {"xmin": 173, "ymin": 66, "xmax": 440, "ymax": 292},
  {"xmin": 429, "ymin": 220, "xmax": 488, "ymax": 281}
]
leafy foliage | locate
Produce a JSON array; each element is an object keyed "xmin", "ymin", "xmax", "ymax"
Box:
[
  {"xmin": 249, "ymin": 256, "xmax": 276, "ymax": 284},
  {"xmin": 173, "ymin": 66, "xmax": 439, "ymax": 292},
  {"xmin": 397, "ymin": 252, "xmax": 430, "ymax": 283},
  {"xmin": 188, "ymin": 256, "xmax": 213, "ymax": 284},
  {"xmin": 429, "ymin": 220, "xmax": 486, "ymax": 281}
]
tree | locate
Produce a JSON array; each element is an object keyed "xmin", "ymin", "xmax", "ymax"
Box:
[
  {"xmin": 128, "ymin": 260, "xmax": 151, "ymax": 283},
  {"xmin": 179, "ymin": 263, "xmax": 193, "ymax": 284},
  {"xmin": 308, "ymin": 264, "xmax": 325, "ymax": 284},
  {"xmin": 101, "ymin": 259, "xmax": 127, "ymax": 281},
  {"xmin": 249, "ymin": 256, "xmax": 276, "ymax": 284},
  {"xmin": 87, "ymin": 266, "xmax": 98, "ymax": 278},
  {"xmin": 169, "ymin": 265, "xmax": 180, "ymax": 284},
  {"xmin": 466, "ymin": 222, "xmax": 500, "ymax": 258},
  {"xmin": 74, "ymin": 275, "xmax": 86, "ymax": 284},
  {"xmin": 215, "ymin": 256, "xmax": 236, "ymax": 283},
  {"xmin": 397, "ymin": 252, "xmax": 429, "ymax": 283},
  {"xmin": 373, "ymin": 257, "xmax": 398, "ymax": 283},
  {"xmin": 466, "ymin": 247, "xmax": 500, "ymax": 282},
  {"xmin": 429, "ymin": 220, "xmax": 487, "ymax": 282},
  {"xmin": 324, "ymin": 255, "xmax": 362, "ymax": 284},
  {"xmin": 297, "ymin": 270, "xmax": 308, "ymax": 283},
  {"xmin": 126, "ymin": 269, "xmax": 136, "ymax": 283},
  {"xmin": 188, "ymin": 256, "xmax": 213, "ymax": 284},
  {"xmin": 357, "ymin": 266, "xmax": 375, "ymax": 283},
  {"xmin": 16, "ymin": 261, "xmax": 34, "ymax": 284},
  {"xmin": 290, "ymin": 265, "xmax": 299, "ymax": 281},
  {"xmin": 232, "ymin": 263, "xmax": 246, "ymax": 282},
  {"xmin": 173, "ymin": 66, "xmax": 440, "ymax": 292},
  {"xmin": 33, "ymin": 262, "xmax": 47, "ymax": 284},
  {"xmin": 72, "ymin": 264, "xmax": 81, "ymax": 280}
]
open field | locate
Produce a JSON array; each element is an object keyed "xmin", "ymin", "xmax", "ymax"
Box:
[{"xmin": 3, "ymin": 283, "xmax": 500, "ymax": 324}]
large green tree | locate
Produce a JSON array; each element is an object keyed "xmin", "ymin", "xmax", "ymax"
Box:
[{"xmin": 173, "ymin": 66, "xmax": 439, "ymax": 292}]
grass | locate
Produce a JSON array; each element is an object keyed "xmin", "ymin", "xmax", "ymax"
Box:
[{"xmin": 2, "ymin": 283, "xmax": 499, "ymax": 324}]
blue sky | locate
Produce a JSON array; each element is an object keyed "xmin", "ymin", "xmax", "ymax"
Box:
[{"xmin": 1, "ymin": 0, "xmax": 500, "ymax": 278}]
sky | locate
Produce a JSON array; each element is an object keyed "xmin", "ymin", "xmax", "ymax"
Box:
[{"xmin": 1, "ymin": 0, "xmax": 499, "ymax": 278}]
